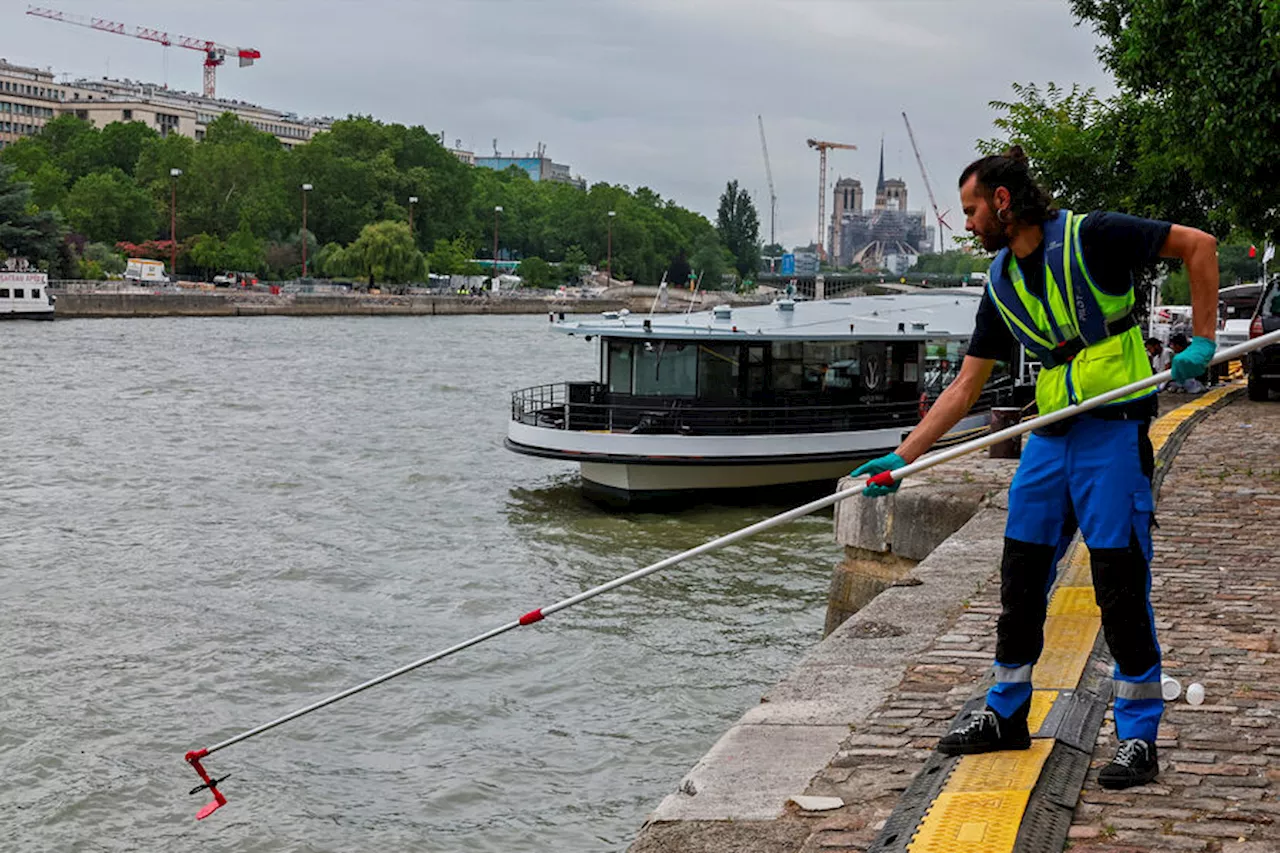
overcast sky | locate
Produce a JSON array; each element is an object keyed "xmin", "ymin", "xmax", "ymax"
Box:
[{"xmin": 6, "ymin": 1, "xmax": 1115, "ymax": 249}]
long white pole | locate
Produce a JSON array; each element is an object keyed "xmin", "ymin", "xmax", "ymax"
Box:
[{"xmin": 189, "ymin": 329, "xmax": 1280, "ymax": 760}]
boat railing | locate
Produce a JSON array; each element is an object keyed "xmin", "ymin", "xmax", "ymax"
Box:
[{"xmin": 511, "ymin": 381, "xmax": 1018, "ymax": 436}]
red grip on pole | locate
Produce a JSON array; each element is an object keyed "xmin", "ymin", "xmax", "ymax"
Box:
[
  {"xmin": 185, "ymin": 749, "xmax": 228, "ymax": 820},
  {"xmin": 519, "ymin": 608, "xmax": 545, "ymax": 625},
  {"xmin": 867, "ymin": 471, "xmax": 895, "ymax": 487}
]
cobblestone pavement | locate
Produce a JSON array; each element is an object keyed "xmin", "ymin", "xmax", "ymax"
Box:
[{"xmin": 1067, "ymin": 399, "xmax": 1280, "ymax": 852}]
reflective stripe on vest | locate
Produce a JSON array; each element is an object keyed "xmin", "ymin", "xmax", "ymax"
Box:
[{"xmin": 986, "ymin": 210, "xmax": 1155, "ymax": 415}]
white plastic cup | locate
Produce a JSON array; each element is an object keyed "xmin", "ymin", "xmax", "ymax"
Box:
[
  {"xmin": 1160, "ymin": 675, "xmax": 1181, "ymax": 701},
  {"xmin": 1186, "ymin": 682, "xmax": 1206, "ymax": 706}
]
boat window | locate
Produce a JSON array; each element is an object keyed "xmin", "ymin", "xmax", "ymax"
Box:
[
  {"xmin": 13, "ymin": 289, "xmax": 23, "ymax": 298},
  {"xmin": 607, "ymin": 340, "xmax": 632, "ymax": 394},
  {"xmin": 770, "ymin": 341, "xmax": 804, "ymax": 390},
  {"xmin": 634, "ymin": 341, "xmax": 697, "ymax": 396},
  {"xmin": 745, "ymin": 346, "xmax": 767, "ymax": 395},
  {"xmin": 0, "ymin": 289, "xmax": 8, "ymax": 298},
  {"xmin": 802, "ymin": 343, "xmax": 859, "ymax": 391},
  {"xmin": 924, "ymin": 339, "xmax": 968, "ymax": 393},
  {"xmin": 31, "ymin": 289, "xmax": 39, "ymax": 299},
  {"xmin": 697, "ymin": 344, "xmax": 740, "ymax": 399}
]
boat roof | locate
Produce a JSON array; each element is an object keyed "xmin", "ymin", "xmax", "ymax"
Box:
[{"xmin": 554, "ymin": 290, "xmax": 986, "ymax": 342}]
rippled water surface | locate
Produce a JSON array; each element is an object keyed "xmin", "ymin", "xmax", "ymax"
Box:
[{"xmin": 2, "ymin": 315, "xmax": 838, "ymax": 852}]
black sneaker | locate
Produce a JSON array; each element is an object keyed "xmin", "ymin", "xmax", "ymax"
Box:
[
  {"xmin": 1098, "ymin": 738, "xmax": 1159, "ymax": 789},
  {"xmin": 937, "ymin": 704, "xmax": 1031, "ymax": 756}
]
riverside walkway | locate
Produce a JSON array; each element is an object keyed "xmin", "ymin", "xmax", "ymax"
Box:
[{"xmin": 632, "ymin": 385, "xmax": 1280, "ymax": 853}]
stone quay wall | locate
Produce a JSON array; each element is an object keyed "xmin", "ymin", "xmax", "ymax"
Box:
[{"xmin": 50, "ymin": 291, "xmax": 633, "ymax": 319}]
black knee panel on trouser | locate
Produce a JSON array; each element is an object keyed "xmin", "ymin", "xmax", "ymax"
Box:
[
  {"xmin": 1091, "ymin": 535, "xmax": 1160, "ymax": 677},
  {"xmin": 995, "ymin": 537, "xmax": 1057, "ymax": 665}
]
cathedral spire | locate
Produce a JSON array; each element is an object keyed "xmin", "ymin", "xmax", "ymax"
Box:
[{"xmin": 876, "ymin": 135, "xmax": 885, "ymax": 193}]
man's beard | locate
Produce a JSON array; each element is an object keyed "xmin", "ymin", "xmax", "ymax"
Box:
[{"xmin": 978, "ymin": 224, "xmax": 1010, "ymax": 252}]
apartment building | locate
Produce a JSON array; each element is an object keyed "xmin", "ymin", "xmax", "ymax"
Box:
[{"xmin": 0, "ymin": 59, "xmax": 71, "ymax": 149}]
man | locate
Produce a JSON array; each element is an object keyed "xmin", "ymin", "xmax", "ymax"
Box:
[
  {"xmin": 1144, "ymin": 336, "xmax": 1171, "ymax": 374},
  {"xmin": 853, "ymin": 146, "xmax": 1218, "ymax": 789}
]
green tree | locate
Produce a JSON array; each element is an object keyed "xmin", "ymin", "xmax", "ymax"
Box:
[
  {"xmin": 188, "ymin": 233, "xmax": 226, "ymax": 278},
  {"xmin": 1069, "ymin": 0, "xmax": 1280, "ymax": 238},
  {"xmin": 81, "ymin": 241, "xmax": 127, "ymax": 276},
  {"xmin": 518, "ymin": 256, "xmax": 552, "ymax": 287},
  {"xmin": 689, "ymin": 231, "xmax": 732, "ymax": 290},
  {"xmin": 342, "ymin": 220, "xmax": 426, "ymax": 287},
  {"xmin": 0, "ymin": 163, "xmax": 67, "ymax": 272},
  {"xmin": 222, "ymin": 220, "xmax": 266, "ymax": 273},
  {"xmin": 63, "ymin": 168, "xmax": 159, "ymax": 243},
  {"xmin": 426, "ymin": 237, "xmax": 480, "ymax": 275},
  {"xmin": 715, "ymin": 179, "xmax": 761, "ymax": 278}
]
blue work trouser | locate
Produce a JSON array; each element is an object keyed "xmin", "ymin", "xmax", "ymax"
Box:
[{"xmin": 987, "ymin": 416, "xmax": 1163, "ymax": 743}]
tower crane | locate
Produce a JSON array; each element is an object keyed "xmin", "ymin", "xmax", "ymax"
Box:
[
  {"xmin": 806, "ymin": 138, "xmax": 857, "ymax": 261},
  {"xmin": 757, "ymin": 115, "xmax": 778, "ymax": 248},
  {"xmin": 26, "ymin": 6, "xmax": 260, "ymax": 99},
  {"xmin": 901, "ymin": 112, "xmax": 953, "ymax": 253}
]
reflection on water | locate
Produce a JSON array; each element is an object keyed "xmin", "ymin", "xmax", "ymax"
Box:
[{"xmin": 3, "ymin": 315, "xmax": 840, "ymax": 853}]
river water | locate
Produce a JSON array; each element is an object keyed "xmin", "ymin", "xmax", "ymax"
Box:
[{"xmin": 2, "ymin": 315, "xmax": 839, "ymax": 852}]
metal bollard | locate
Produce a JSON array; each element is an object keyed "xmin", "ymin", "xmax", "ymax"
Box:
[{"xmin": 988, "ymin": 407, "xmax": 1023, "ymax": 458}]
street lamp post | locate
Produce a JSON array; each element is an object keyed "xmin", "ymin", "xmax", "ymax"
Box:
[
  {"xmin": 607, "ymin": 210, "xmax": 616, "ymax": 284},
  {"xmin": 492, "ymin": 205, "xmax": 503, "ymax": 290},
  {"xmin": 408, "ymin": 196, "xmax": 418, "ymax": 235},
  {"xmin": 169, "ymin": 168, "xmax": 182, "ymax": 280},
  {"xmin": 301, "ymin": 183, "xmax": 313, "ymax": 278}
]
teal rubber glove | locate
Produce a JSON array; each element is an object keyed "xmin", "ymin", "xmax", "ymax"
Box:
[
  {"xmin": 1171, "ymin": 335, "xmax": 1216, "ymax": 382},
  {"xmin": 851, "ymin": 452, "xmax": 906, "ymax": 498}
]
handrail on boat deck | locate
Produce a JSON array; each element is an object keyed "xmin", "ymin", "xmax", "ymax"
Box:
[{"xmin": 509, "ymin": 381, "xmax": 1017, "ymax": 437}]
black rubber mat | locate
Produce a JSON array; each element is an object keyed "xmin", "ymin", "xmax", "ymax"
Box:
[
  {"xmin": 1012, "ymin": 792, "xmax": 1074, "ymax": 853},
  {"xmin": 865, "ymin": 750, "xmax": 958, "ymax": 853},
  {"xmin": 1053, "ymin": 690, "xmax": 1108, "ymax": 754},
  {"xmin": 1034, "ymin": 741, "xmax": 1092, "ymax": 809}
]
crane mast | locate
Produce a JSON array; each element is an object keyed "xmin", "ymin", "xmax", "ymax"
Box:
[
  {"xmin": 26, "ymin": 5, "xmax": 260, "ymax": 98},
  {"xmin": 757, "ymin": 115, "xmax": 777, "ymax": 247},
  {"xmin": 901, "ymin": 112, "xmax": 952, "ymax": 253},
  {"xmin": 806, "ymin": 138, "xmax": 857, "ymax": 261}
]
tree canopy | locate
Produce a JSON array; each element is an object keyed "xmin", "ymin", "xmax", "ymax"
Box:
[{"xmin": 1, "ymin": 113, "xmax": 730, "ymax": 285}]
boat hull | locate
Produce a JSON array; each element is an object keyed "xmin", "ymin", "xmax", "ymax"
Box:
[
  {"xmin": 0, "ymin": 310, "xmax": 55, "ymax": 320},
  {"xmin": 507, "ymin": 411, "xmax": 992, "ymax": 506}
]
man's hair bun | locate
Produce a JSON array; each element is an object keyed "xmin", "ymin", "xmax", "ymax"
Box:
[{"xmin": 1002, "ymin": 144, "xmax": 1029, "ymax": 164}]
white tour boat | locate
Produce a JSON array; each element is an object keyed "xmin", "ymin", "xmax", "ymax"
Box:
[
  {"xmin": 506, "ymin": 291, "xmax": 1026, "ymax": 505},
  {"xmin": 0, "ymin": 269, "xmax": 55, "ymax": 320}
]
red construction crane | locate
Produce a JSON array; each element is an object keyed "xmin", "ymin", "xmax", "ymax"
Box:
[
  {"xmin": 901, "ymin": 112, "xmax": 953, "ymax": 253},
  {"xmin": 26, "ymin": 5, "xmax": 260, "ymax": 99},
  {"xmin": 806, "ymin": 138, "xmax": 857, "ymax": 261}
]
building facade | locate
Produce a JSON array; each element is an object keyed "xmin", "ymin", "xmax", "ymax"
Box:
[
  {"xmin": 0, "ymin": 59, "xmax": 71, "ymax": 149},
  {"xmin": 475, "ymin": 145, "xmax": 585, "ymax": 189},
  {"xmin": 64, "ymin": 78, "xmax": 330, "ymax": 148}
]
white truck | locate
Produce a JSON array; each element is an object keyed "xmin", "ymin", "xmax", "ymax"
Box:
[{"xmin": 124, "ymin": 258, "xmax": 168, "ymax": 283}]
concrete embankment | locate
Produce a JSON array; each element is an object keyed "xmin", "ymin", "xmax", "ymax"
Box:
[
  {"xmin": 51, "ymin": 291, "xmax": 634, "ymax": 318},
  {"xmin": 629, "ymin": 452, "xmax": 1018, "ymax": 849}
]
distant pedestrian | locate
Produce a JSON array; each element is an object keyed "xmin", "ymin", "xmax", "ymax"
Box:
[
  {"xmin": 852, "ymin": 146, "xmax": 1219, "ymax": 789},
  {"xmin": 1145, "ymin": 336, "xmax": 1171, "ymax": 374}
]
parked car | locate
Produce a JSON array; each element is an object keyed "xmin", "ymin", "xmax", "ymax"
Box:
[
  {"xmin": 1247, "ymin": 278, "xmax": 1280, "ymax": 400},
  {"xmin": 213, "ymin": 271, "xmax": 258, "ymax": 287}
]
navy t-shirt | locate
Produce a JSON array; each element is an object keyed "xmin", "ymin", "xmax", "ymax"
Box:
[{"xmin": 967, "ymin": 211, "xmax": 1173, "ymax": 361}]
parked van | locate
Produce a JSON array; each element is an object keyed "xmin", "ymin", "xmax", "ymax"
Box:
[{"xmin": 125, "ymin": 258, "xmax": 167, "ymax": 283}]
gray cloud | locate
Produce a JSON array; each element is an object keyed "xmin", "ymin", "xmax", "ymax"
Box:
[{"xmin": 9, "ymin": 0, "xmax": 1115, "ymax": 248}]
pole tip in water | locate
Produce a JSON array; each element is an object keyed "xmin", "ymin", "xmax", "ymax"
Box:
[{"xmin": 185, "ymin": 749, "xmax": 229, "ymax": 820}]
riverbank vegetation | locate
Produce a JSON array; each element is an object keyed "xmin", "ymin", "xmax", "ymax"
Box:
[{"xmin": 0, "ymin": 113, "xmax": 738, "ymax": 287}]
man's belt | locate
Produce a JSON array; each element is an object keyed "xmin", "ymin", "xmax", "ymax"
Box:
[{"xmin": 1038, "ymin": 312, "xmax": 1139, "ymax": 370}]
